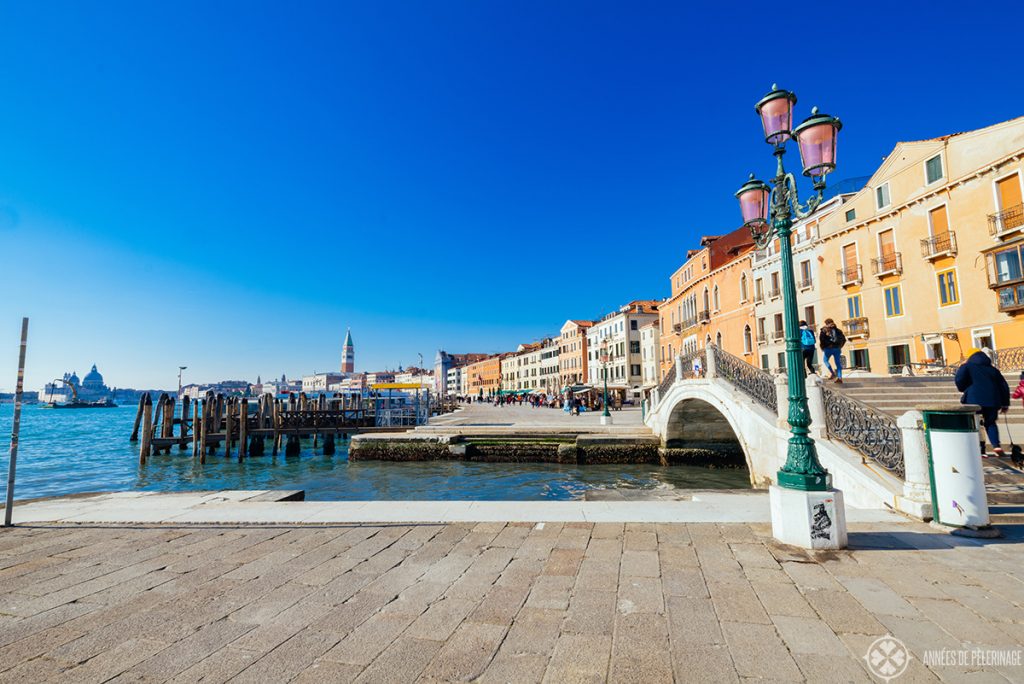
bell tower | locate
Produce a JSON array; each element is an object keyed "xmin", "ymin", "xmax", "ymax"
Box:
[{"xmin": 341, "ymin": 328, "xmax": 355, "ymax": 374}]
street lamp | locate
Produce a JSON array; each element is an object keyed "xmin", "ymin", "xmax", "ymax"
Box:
[
  {"xmin": 600, "ymin": 337, "xmax": 612, "ymax": 424},
  {"xmin": 736, "ymin": 85, "xmax": 841, "ymax": 492},
  {"xmin": 177, "ymin": 366, "xmax": 187, "ymax": 398}
]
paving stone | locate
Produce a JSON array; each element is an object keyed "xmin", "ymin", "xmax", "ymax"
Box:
[
  {"xmin": 289, "ymin": 659, "xmax": 364, "ymax": 684},
  {"xmin": 670, "ymin": 643, "xmax": 739, "ymax": 683},
  {"xmin": 543, "ymin": 548, "xmax": 584, "ymax": 576},
  {"xmin": 321, "ymin": 612, "xmax": 415, "ymax": 666},
  {"xmin": 836, "ymin": 575, "xmax": 922, "ymax": 618},
  {"xmin": 793, "ymin": 653, "xmax": 873, "ymax": 682},
  {"xmin": 666, "ymin": 595, "xmax": 724, "ymax": 645},
  {"xmin": 479, "ymin": 651, "xmax": 551, "ymax": 683},
  {"xmin": 906, "ymin": 597, "xmax": 1020, "ymax": 648},
  {"xmin": 620, "ymin": 549, "xmax": 660, "ymax": 578},
  {"xmin": 404, "ymin": 597, "xmax": 476, "ymax": 641},
  {"xmin": 707, "ymin": 579, "xmax": 771, "ymax": 625},
  {"xmin": 609, "ymin": 612, "xmax": 673, "ymax": 683},
  {"xmin": 562, "ymin": 589, "xmax": 616, "ymax": 635},
  {"xmin": 661, "ymin": 567, "xmax": 709, "ymax": 598},
  {"xmin": 499, "ymin": 608, "xmax": 564, "ymax": 656},
  {"xmin": 419, "ymin": 621, "xmax": 508, "ymax": 681},
  {"xmin": 354, "ymin": 636, "xmax": 442, "ymax": 683},
  {"xmin": 233, "ymin": 629, "xmax": 340, "ymax": 683},
  {"xmin": 543, "ymin": 633, "xmax": 611, "ymax": 683},
  {"xmin": 470, "ymin": 584, "xmax": 531, "ymax": 626},
  {"xmin": 782, "ymin": 560, "xmax": 845, "ymax": 591},
  {"xmin": 126, "ymin": 617, "xmax": 255, "ymax": 680},
  {"xmin": 803, "ymin": 588, "xmax": 888, "ymax": 635},
  {"xmin": 750, "ymin": 579, "xmax": 818, "ymax": 618},
  {"xmin": 575, "ymin": 559, "xmax": 620, "ymax": 593},
  {"xmin": 590, "ymin": 523, "xmax": 624, "ymax": 540},
  {"xmin": 617, "ymin": 576, "xmax": 664, "ymax": 614},
  {"xmin": 720, "ymin": 621, "xmax": 803, "ymax": 681},
  {"xmin": 525, "ymin": 574, "xmax": 574, "ymax": 610},
  {"xmin": 771, "ymin": 614, "xmax": 849, "ymax": 656}
]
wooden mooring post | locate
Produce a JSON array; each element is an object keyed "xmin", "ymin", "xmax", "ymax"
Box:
[
  {"xmin": 130, "ymin": 394, "xmax": 145, "ymax": 442},
  {"xmin": 224, "ymin": 397, "xmax": 234, "ymax": 459},
  {"xmin": 238, "ymin": 398, "xmax": 248, "ymax": 462},
  {"xmin": 191, "ymin": 400, "xmax": 200, "ymax": 459},
  {"xmin": 139, "ymin": 393, "xmax": 153, "ymax": 464},
  {"xmin": 179, "ymin": 395, "xmax": 190, "ymax": 451}
]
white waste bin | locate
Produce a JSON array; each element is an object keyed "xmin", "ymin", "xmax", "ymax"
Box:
[{"xmin": 922, "ymin": 404, "xmax": 989, "ymax": 528}]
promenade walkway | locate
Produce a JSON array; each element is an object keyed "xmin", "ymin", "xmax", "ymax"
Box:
[{"xmin": 1, "ymin": 518, "xmax": 1022, "ymax": 682}]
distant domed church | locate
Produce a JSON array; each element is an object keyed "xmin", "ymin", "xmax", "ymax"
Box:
[{"xmin": 44, "ymin": 364, "xmax": 113, "ymax": 402}]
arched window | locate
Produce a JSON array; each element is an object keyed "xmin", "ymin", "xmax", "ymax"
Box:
[
  {"xmin": 712, "ymin": 285, "xmax": 720, "ymax": 311},
  {"xmin": 740, "ymin": 273, "xmax": 748, "ymax": 302},
  {"xmin": 702, "ymin": 287, "xmax": 710, "ymax": 312},
  {"xmin": 715, "ymin": 331, "xmax": 723, "ymax": 348},
  {"xmin": 743, "ymin": 325, "xmax": 752, "ymax": 354}
]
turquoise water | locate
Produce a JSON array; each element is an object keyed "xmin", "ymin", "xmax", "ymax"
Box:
[{"xmin": 0, "ymin": 404, "xmax": 749, "ymax": 501}]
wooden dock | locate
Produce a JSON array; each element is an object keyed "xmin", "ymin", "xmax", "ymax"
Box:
[{"xmin": 130, "ymin": 391, "xmax": 418, "ymax": 464}]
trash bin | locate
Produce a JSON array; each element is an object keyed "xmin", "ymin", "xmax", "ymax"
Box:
[{"xmin": 922, "ymin": 404, "xmax": 989, "ymax": 528}]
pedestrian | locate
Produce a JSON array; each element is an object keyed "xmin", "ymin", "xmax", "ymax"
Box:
[
  {"xmin": 955, "ymin": 348, "xmax": 1011, "ymax": 458},
  {"xmin": 818, "ymin": 318, "xmax": 846, "ymax": 383},
  {"xmin": 799, "ymin": 320, "xmax": 816, "ymax": 375},
  {"xmin": 1013, "ymin": 371, "xmax": 1024, "ymax": 408}
]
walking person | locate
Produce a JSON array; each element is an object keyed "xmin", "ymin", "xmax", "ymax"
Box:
[
  {"xmin": 799, "ymin": 320, "xmax": 816, "ymax": 375},
  {"xmin": 955, "ymin": 349, "xmax": 1011, "ymax": 458},
  {"xmin": 818, "ymin": 318, "xmax": 846, "ymax": 383}
]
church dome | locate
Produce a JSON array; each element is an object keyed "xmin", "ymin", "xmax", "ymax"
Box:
[
  {"xmin": 82, "ymin": 364, "xmax": 105, "ymax": 388},
  {"xmin": 68, "ymin": 371, "xmax": 81, "ymax": 386}
]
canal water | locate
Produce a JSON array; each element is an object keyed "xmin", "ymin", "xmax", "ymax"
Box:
[{"xmin": 0, "ymin": 404, "xmax": 750, "ymax": 502}]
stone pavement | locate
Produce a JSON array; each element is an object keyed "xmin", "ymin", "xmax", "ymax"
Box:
[
  {"xmin": 427, "ymin": 403, "xmax": 646, "ymax": 428},
  {"xmin": 1, "ymin": 520, "xmax": 1022, "ymax": 682}
]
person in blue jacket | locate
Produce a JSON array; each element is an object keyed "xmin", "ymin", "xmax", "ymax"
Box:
[
  {"xmin": 799, "ymin": 320, "xmax": 816, "ymax": 375},
  {"xmin": 955, "ymin": 349, "xmax": 1011, "ymax": 458}
]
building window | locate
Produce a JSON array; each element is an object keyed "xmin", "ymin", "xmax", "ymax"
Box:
[
  {"xmin": 804, "ymin": 305, "xmax": 815, "ymax": 327},
  {"xmin": 761, "ymin": 354, "xmax": 769, "ymax": 369},
  {"xmin": 757, "ymin": 317, "xmax": 766, "ymax": 338},
  {"xmin": 712, "ymin": 285, "xmax": 720, "ymax": 311},
  {"xmin": 847, "ymin": 294, "xmax": 862, "ymax": 318},
  {"xmin": 937, "ymin": 269, "xmax": 959, "ymax": 306},
  {"xmin": 743, "ymin": 326, "xmax": 752, "ymax": 354},
  {"xmin": 845, "ymin": 208, "xmax": 856, "ymax": 222},
  {"xmin": 740, "ymin": 274, "xmax": 748, "ymax": 302},
  {"xmin": 630, "ymin": 364, "xmax": 641, "ymax": 376},
  {"xmin": 972, "ymin": 328, "xmax": 994, "ymax": 352},
  {"xmin": 887, "ymin": 344, "xmax": 911, "ymax": 373},
  {"xmin": 884, "ymin": 285, "xmax": 903, "ymax": 317},
  {"xmin": 630, "ymin": 320, "xmax": 638, "ymax": 330},
  {"xmin": 876, "ymin": 183, "xmax": 891, "ymax": 210},
  {"xmin": 850, "ymin": 348, "xmax": 870, "ymax": 370},
  {"xmin": 777, "ymin": 352, "xmax": 786, "ymax": 369},
  {"xmin": 925, "ymin": 155, "xmax": 943, "ymax": 184},
  {"xmin": 799, "ymin": 260, "xmax": 812, "ymax": 287},
  {"xmin": 755, "ymin": 278, "xmax": 764, "ymax": 301},
  {"xmin": 629, "ymin": 341, "xmax": 640, "ymax": 354},
  {"xmin": 715, "ymin": 332, "xmax": 722, "ymax": 348}
]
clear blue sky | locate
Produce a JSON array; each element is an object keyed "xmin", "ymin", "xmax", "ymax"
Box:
[{"xmin": 2, "ymin": 1, "xmax": 1023, "ymax": 390}]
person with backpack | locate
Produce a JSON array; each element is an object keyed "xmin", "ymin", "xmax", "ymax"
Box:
[
  {"xmin": 955, "ymin": 349, "xmax": 1011, "ymax": 458},
  {"xmin": 818, "ymin": 318, "xmax": 846, "ymax": 383},
  {"xmin": 799, "ymin": 320, "xmax": 816, "ymax": 375}
]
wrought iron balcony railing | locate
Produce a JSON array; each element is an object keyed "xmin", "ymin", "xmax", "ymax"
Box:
[
  {"xmin": 680, "ymin": 316, "xmax": 698, "ymax": 330},
  {"xmin": 753, "ymin": 292, "xmax": 765, "ymax": 305},
  {"xmin": 843, "ymin": 316, "xmax": 870, "ymax": 338},
  {"xmin": 836, "ymin": 264, "xmax": 863, "ymax": 287},
  {"xmin": 920, "ymin": 231, "xmax": 957, "ymax": 259},
  {"xmin": 767, "ymin": 286, "xmax": 781, "ymax": 300},
  {"xmin": 755, "ymin": 333, "xmax": 767, "ymax": 344},
  {"xmin": 797, "ymin": 276, "xmax": 813, "ymax": 290},
  {"xmin": 870, "ymin": 252, "xmax": 902, "ymax": 277},
  {"xmin": 697, "ymin": 309, "xmax": 711, "ymax": 324},
  {"xmin": 769, "ymin": 329, "xmax": 785, "ymax": 342},
  {"xmin": 989, "ymin": 203, "xmax": 1024, "ymax": 237}
]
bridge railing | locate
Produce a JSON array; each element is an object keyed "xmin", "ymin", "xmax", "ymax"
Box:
[
  {"xmin": 821, "ymin": 385, "xmax": 904, "ymax": 477},
  {"xmin": 709, "ymin": 345, "xmax": 778, "ymax": 414}
]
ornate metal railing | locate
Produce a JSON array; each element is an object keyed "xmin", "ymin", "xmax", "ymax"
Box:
[
  {"xmin": 836, "ymin": 264, "xmax": 863, "ymax": 286},
  {"xmin": 988, "ymin": 203, "xmax": 1024, "ymax": 236},
  {"xmin": 870, "ymin": 252, "xmax": 902, "ymax": 277},
  {"xmin": 656, "ymin": 361, "xmax": 677, "ymax": 398},
  {"xmin": 995, "ymin": 345, "xmax": 1024, "ymax": 371},
  {"xmin": 677, "ymin": 348, "xmax": 704, "ymax": 381},
  {"xmin": 821, "ymin": 385, "xmax": 904, "ymax": 477},
  {"xmin": 710, "ymin": 345, "xmax": 777, "ymax": 413},
  {"xmin": 920, "ymin": 231, "xmax": 957, "ymax": 259}
]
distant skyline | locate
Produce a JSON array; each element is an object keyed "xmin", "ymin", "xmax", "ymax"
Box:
[{"xmin": 3, "ymin": 2, "xmax": 1024, "ymax": 390}]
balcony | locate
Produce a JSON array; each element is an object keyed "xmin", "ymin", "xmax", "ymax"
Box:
[
  {"xmin": 997, "ymin": 284, "xmax": 1024, "ymax": 313},
  {"xmin": 870, "ymin": 252, "xmax": 902, "ymax": 277},
  {"xmin": 843, "ymin": 317, "xmax": 870, "ymax": 339},
  {"xmin": 836, "ymin": 264, "xmax": 863, "ymax": 287},
  {"xmin": 797, "ymin": 276, "xmax": 813, "ymax": 290},
  {"xmin": 989, "ymin": 203, "xmax": 1024, "ymax": 238},
  {"xmin": 753, "ymin": 249, "xmax": 770, "ymax": 263},
  {"xmin": 680, "ymin": 316, "xmax": 698, "ymax": 330},
  {"xmin": 753, "ymin": 292, "xmax": 765, "ymax": 305},
  {"xmin": 920, "ymin": 231, "xmax": 958, "ymax": 260},
  {"xmin": 756, "ymin": 332, "xmax": 767, "ymax": 345},
  {"xmin": 767, "ymin": 286, "xmax": 781, "ymax": 300},
  {"xmin": 769, "ymin": 329, "xmax": 785, "ymax": 343},
  {"xmin": 697, "ymin": 309, "xmax": 711, "ymax": 324},
  {"xmin": 672, "ymin": 323, "xmax": 682, "ymax": 333}
]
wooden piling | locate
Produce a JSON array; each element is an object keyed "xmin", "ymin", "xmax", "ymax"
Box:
[
  {"xmin": 224, "ymin": 398, "xmax": 234, "ymax": 459},
  {"xmin": 272, "ymin": 399, "xmax": 281, "ymax": 456},
  {"xmin": 238, "ymin": 398, "xmax": 248, "ymax": 461},
  {"xmin": 179, "ymin": 395, "xmax": 190, "ymax": 451},
  {"xmin": 324, "ymin": 433, "xmax": 335, "ymax": 456},
  {"xmin": 139, "ymin": 393, "xmax": 153, "ymax": 464},
  {"xmin": 200, "ymin": 399, "xmax": 208, "ymax": 464},
  {"xmin": 130, "ymin": 394, "xmax": 145, "ymax": 442},
  {"xmin": 191, "ymin": 400, "xmax": 200, "ymax": 459}
]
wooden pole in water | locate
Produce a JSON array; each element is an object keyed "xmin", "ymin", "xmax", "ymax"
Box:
[
  {"xmin": 139, "ymin": 393, "xmax": 153, "ymax": 464},
  {"xmin": 224, "ymin": 398, "xmax": 234, "ymax": 459},
  {"xmin": 130, "ymin": 394, "xmax": 145, "ymax": 442},
  {"xmin": 199, "ymin": 399, "xmax": 208, "ymax": 464},
  {"xmin": 179, "ymin": 395, "xmax": 190, "ymax": 451},
  {"xmin": 272, "ymin": 398, "xmax": 281, "ymax": 455},
  {"xmin": 191, "ymin": 400, "xmax": 200, "ymax": 459},
  {"xmin": 238, "ymin": 398, "xmax": 248, "ymax": 461},
  {"xmin": 4, "ymin": 318, "xmax": 28, "ymax": 527}
]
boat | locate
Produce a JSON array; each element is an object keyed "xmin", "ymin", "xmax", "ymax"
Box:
[{"xmin": 40, "ymin": 378, "xmax": 118, "ymax": 409}]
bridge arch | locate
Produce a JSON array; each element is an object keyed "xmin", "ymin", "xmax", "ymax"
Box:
[{"xmin": 662, "ymin": 394, "xmax": 753, "ymax": 474}]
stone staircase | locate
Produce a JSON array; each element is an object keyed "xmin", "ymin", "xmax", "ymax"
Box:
[{"xmin": 832, "ymin": 374, "xmax": 1024, "ymax": 504}]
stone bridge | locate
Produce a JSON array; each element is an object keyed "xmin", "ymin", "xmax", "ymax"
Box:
[{"xmin": 645, "ymin": 346, "xmax": 932, "ymax": 517}]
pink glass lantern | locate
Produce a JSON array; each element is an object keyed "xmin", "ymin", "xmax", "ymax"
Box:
[
  {"xmin": 793, "ymin": 107, "xmax": 842, "ymax": 182},
  {"xmin": 754, "ymin": 85, "xmax": 797, "ymax": 146},
  {"xmin": 735, "ymin": 174, "xmax": 771, "ymax": 226}
]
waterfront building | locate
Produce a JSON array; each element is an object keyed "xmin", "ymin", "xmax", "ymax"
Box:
[
  {"xmin": 658, "ymin": 248, "xmax": 705, "ymax": 380},
  {"xmin": 302, "ymin": 372, "xmax": 345, "ymax": 394},
  {"xmin": 394, "ymin": 368, "xmax": 432, "ymax": 388},
  {"xmin": 586, "ymin": 301, "xmax": 659, "ymax": 402},
  {"xmin": 464, "ymin": 355, "xmax": 501, "ymax": 398},
  {"xmin": 558, "ymin": 320, "xmax": 593, "ymax": 389},
  {"xmin": 434, "ymin": 351, "xmax": 491, "ymax": 397},
  {"xmin": 340, "ymin": 328, "xmax": 355, "ymax": 374},
  {"xmin": 751, "ymin": 194, "xmax": 851, "ymax": 371},
  {"xmin": 502, "ymin": 342, "xmax": 544, "ymax": 392},
  {"xmin": 816, "ymin": 115, "xmax": 1024, "ymax": 373},
  {"xmin": 181, "ymin": 379, "xmax": 254, "ymax": 399},
  {"xmin": 639, "ymin": 319, "xmax": 661, "ymax": 396},
  {"xmin": 445, "ymin": 366, "xmax": 462, "ymax": 397},
  {"xmin": 538, "ymin": 337, "xmax": 561, "ymax": 395}
]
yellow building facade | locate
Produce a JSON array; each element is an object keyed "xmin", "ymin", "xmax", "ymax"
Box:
[{"xmin": 817, "ymin": 116, "xmax": 1024, "ymax": 372}]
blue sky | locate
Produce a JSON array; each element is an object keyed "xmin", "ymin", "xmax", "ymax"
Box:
[{"xmin": 2, "ymin": 1, "xmax": 1023, "ymax": 390}]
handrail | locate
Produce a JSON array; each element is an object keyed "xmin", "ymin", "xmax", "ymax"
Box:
[
  {"xmin": 821, "ymin": 385, "xmax": 904, "ymax": 477},
  {"xmin": 709, "ymin": 345, "xmax": 777, "ymax": 413}
]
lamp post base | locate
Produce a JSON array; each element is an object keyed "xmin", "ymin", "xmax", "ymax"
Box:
[
  {"xmin": 770, "ymin": 485, "xmax": 847, "ymax": 549},
  {"xmin": 600, "ymin": 415, "xmax": 613, "ymax": 426},
  {"xmin": 777, "ymin": 470, "xmax": 831, "ymax": 491}
]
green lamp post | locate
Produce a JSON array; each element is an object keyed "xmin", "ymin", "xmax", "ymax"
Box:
[
  {"xmin": 600, "ymin": 337, "xmax": 611, "ymax": 420},
  {"xmin": 735, "ymin": 85, "xmax": 842, "ymax": 492}
]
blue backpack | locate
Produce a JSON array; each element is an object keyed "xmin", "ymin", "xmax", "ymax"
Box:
[{"xmin": 800, "ymin": 328, "xmax": 816, "ymax": 348}]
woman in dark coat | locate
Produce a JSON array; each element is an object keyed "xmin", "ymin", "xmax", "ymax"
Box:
[{"xmin": 955, "ymin": 350, "xmax": 1011, "ymax": 457}]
